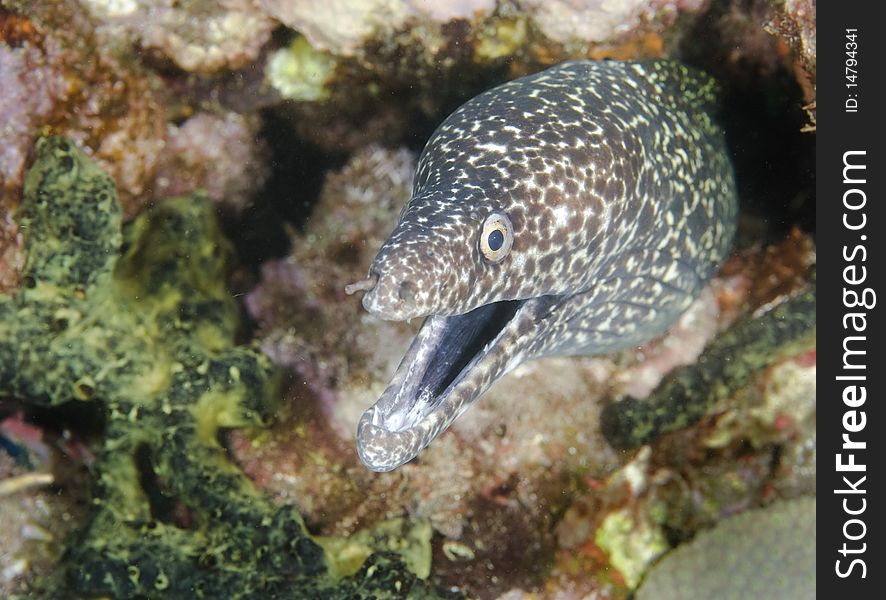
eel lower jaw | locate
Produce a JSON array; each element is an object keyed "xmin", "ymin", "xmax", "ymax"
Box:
[{"xmin": 357, "ymin": 297, "xmax": 546, "ymax": 472}]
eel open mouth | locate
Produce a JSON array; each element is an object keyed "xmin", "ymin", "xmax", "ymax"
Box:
[{"xmin": 356, "ymin": 297, "xmax": 537, "ymax": 471}]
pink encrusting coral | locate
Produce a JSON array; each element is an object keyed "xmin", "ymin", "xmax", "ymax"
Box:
[
  {"xmin": 152, "ymin": 112, "xmax": 269, "ymax": 211},
  {"xmin": 0, "ymin": 31, "xmax": 67, "ymax": 205},
  {"xmin": 1, "ymin": 3, "xmax": 166, "ymax": 218},
  {"xmin": 79, "ymin": 0, "xmax": 276, "ymax": 72}
]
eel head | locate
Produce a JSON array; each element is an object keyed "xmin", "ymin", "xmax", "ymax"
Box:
[{"xmin": 347, "ymin": 189, "xmax": 581, "ymax": 471}]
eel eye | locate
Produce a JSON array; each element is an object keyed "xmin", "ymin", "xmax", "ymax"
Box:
[{"xmin": 479, "ymin": 212, "xmax": 513, "ymax": 263}]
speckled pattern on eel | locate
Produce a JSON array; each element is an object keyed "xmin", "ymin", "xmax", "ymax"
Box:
[{"xmin": 348, "ymin": 60, "xmax": 738, "ymax": 471}]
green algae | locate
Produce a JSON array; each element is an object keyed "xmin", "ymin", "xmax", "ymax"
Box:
[
  {"xmin": 317, "ymin": 518, "xmax": 433, "ymax": 580},
  {"xmin": 266, "ymin": 36, "xmax": 338, "ymax": 102},
  {"xmin": 601, "ymin": 270, "xmax": 816, "ymax": 449},
  {"xmin": 1, "ymin": 137, "xmax": 449, "ymax": 599},
  {"xmin": 474, "ymin": 17, "xmax": 529, "ymax": 61},
  {"xmin": 594, "ymin": 508, "xmax": 669, "ymax": 589}
]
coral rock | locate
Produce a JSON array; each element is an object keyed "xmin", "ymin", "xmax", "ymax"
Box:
[
  {"xmin": 81, "ymin": 0, "xmax": 276, "ymax": 72},
  {"xmin": 637, "ymin": 497, "xmax": 815, "ymax": 599}
]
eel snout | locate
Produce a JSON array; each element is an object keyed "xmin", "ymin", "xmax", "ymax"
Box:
[{"xmin": 347, "ymin": 265, "xmax": 435, "ymax": 321}]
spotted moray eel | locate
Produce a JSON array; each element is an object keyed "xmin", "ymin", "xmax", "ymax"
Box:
[{"xmin": 347, "ymin": 60, "xmax": 738, "ymax": 471}]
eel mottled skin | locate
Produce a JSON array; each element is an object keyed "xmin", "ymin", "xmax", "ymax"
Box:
[{"xmin": 347, "ymin": 60, "xmax": 738, "ymax": 471}]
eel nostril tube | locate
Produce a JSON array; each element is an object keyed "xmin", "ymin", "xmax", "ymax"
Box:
[{"xmin": 345, "ymin": 271, "xmax": 379, "ymax": 295}]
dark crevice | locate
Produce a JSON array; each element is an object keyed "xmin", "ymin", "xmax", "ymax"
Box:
[
  {"xmin": 678, "ymin": 0, "xmax": 816, "ymax": 245},
  {"xmin": 220, "ymin": 111, "xmax": 348, "ymax": 271},
  {"xmin": 134, "ymin": 443, "xmax": 189, "ymax": 528}
]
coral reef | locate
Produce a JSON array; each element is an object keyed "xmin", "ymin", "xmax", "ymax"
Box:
[
  {"xmin": 594, "ymin": 500, "xmax": 670, "ymax": 589},
  {"xmin": 521, "ymin": 0, "xmax": 649, "ymax": 47},
  {"xmin": 1, "ymin": 1, "xmax": 166, "ymax": 214},
  {"xmin": 548, "ymin": 354, "xmax": 816, "ymax": 595},
  {"xmin": 543, "ymin": 234, "xmax": 816, "ymax": 593},
  {"xmin": 266, "ymin": 36, "xmax": 339, "ymax": 102},
  {"xmin": 80, "ymin": 0, "xmax": 276, "ymax": 72},
  {"xmin": 0, "ymin": 440, "xmax": 88, "ymax": 597},
  {"xmin": 0, "ymin": 0, "xmax": 721, "ymax": 231},
  {"xmin": 250, "ymin": 0, "xmax": 714, "ymax": 152},
  {"xmin": 260, "ymin": 0, "xmax": 706, "ymax": 58},
  {"xmin": 245, "ymin": 144, "xmax": 419, "ymax": 421},
  {"xmin": 636, "ymin": 497, "xmax": 816, "ymax": 599},
  {"xmin": 1, "ymin": 0, "xmax": 817, "ymax": 596},
  {"xmin": 1, "ymin": 137, "xmax": 447, "ymax": 598},
  {"xmin": 2, "ymin": 3, "xmax": 273, "ymax": 288},
  {"xmin": 261, "ymin": 0, "xmax": 413, "ymax": 57}
]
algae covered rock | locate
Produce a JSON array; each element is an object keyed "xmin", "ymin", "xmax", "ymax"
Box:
[
  {"xmin": 636, "ymin": 497, "xmax": 816, "ymax": 599},
  {"xmin": 0, "ymin": 137, "xmax": 449, "ymax": 599},
  {"xmin": 601, "ymin": 271, "xmax": 816, "ymax": 449}
]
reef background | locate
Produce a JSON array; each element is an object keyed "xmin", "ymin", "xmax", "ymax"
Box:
[{"xmin": 2, "ymin": 1, "xmax": 815, "ymax": 598}]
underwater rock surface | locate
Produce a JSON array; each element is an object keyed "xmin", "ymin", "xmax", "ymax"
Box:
[
  {"xmin": 259, "ymin": 0, "xmax": 705, "ymax": 57},
  {"xmin": 637, "ymin": 496, "xmax": 816, "ymax": 599},
  {"xmin": 0, "ymin": 137, "xmax": 450, "ymax": 599},
  {"xmin": 79, "ymin": 0, "xmax": 276, "ymax": 72}
]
